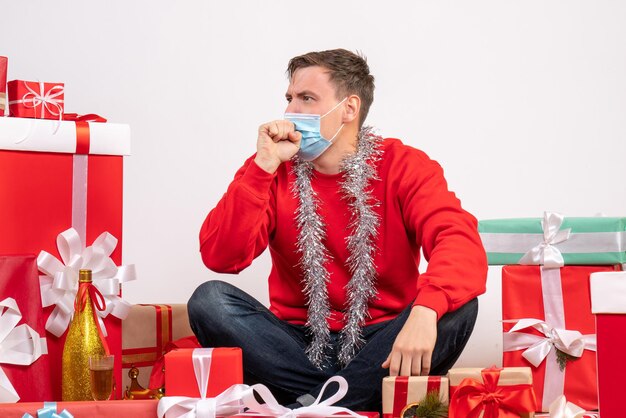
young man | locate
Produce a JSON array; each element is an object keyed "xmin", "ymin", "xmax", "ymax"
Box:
[{"xmin": 189, "ymin": 49, "xmax": 487, "ymax": 411}]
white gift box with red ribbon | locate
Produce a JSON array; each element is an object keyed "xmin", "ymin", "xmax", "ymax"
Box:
[{"xmin": 0, "ymin": 115, "xmax": 130, "ymax": 155}]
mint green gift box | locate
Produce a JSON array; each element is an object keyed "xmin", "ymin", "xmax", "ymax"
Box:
[{"xmin": 478, "ymin": 214, "xmax": 626, "ymax": 266}]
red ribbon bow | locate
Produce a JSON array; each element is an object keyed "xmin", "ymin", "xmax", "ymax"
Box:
[
  {"xmin": 62, "ymin": 113, "xmax": 107, "ymax": 123},
  {"xmin": 449, "ymin": 367, "xmax": 537, "ymax": 418},
  {"xmin": 61, "ymin": 113, "xmax": 107, "ymax": 154},
  {"xmin": 74, "ymin": 281, "xmax": 111, "ymax": 355}
]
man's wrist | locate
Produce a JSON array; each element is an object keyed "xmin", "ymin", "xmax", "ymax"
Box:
[
  {"xmin": 254, "ymin": 155, "xmax": 280, "ymax": 174},
  {"xmin": 410, "ymin": 305, "xmax": 438, "ymax": 319}
]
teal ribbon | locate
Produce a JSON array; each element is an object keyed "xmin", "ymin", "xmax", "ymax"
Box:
[{"xmin": 22, "ymin": 402, "xmax": 74, "ymax": 418}]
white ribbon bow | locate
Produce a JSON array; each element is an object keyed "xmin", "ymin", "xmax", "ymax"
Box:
[
  {"xmin": 548, "ymin": 395, "xmax": 595, "ymax": 418},
  {"xmin": 37, "ymin": 228, "xmax": 136, "ymax": 337},
  {"xmin": 518, "ymin": 212, "xmax": 572, "ymax": 268},
  {"xmin": 243, "ymin": 376, "xmax": 365, "ymax": 418},
  {"xmin": 8, "ymin": 81, "xmax": 64, "ymax": 120},
  {"xmin": 0, "ymin": 298, "xmax": 48, "ymax": 403},
  {"xmin": 158, "ymin": 348, "xmax": 247, "ymax": 418},
  {"xmin": 503, "ymin": 318, "xmax": 596, "ymax": 367}
]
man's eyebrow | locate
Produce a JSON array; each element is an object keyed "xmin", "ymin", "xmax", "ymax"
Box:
[{"xmin": 286, "ymin": 90, "xmax": 318, "ymax": 99}]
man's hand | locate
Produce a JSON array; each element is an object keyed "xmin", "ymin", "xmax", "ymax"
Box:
[
  {"xmin": 382, "ymin": 305, "xmax": 438, "ymax": 376},
  {"xmin": 254, "ymin": 120, "xmax": 302, "ymax": 174}
]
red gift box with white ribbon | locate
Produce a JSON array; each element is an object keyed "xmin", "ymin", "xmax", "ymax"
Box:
[
  {"xmin": 7, "ymin": 80, "xmax": 64, "ymax": 120},
  {"xmin": 502, "ymin": 265, "xmax": 621, "ymax": 412},
  {"xmin": 0, "ymin": 115, "xmax": 132, "ymax": 400},
  {"xmin": 164, "ymin": 348, "xmax": 243, "ymax": 399}
]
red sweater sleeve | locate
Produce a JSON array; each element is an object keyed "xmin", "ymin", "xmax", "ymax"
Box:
[
  {"xmin": 199, "ymin": 155, "xmax": 276, "ymax": 273},
  {"xmin": 398, "ymin": 150, "xmax": 487, "ymax": 319}
]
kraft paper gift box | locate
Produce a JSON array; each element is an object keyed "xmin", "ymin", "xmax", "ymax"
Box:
[
  {"xmin": 448, "ymin": 367, "xmax": 536, "ymax": 418},
  {"xmin": 0, "ymin": 255, "xmax": 49, "ymax": 402},
  {"xmin": 0, "ymin": 115, "xmax": 132, "ymax": 400},
  {"xmin": 502, "ymin": 265, "xmax": 621, "ymax": 412},
  {"xmin": 0, "ymin": 400, "xmax": 158, "ymax": 418},
  {"xmin": 122, "ymin": 304, "xmax": 194, "ymax": 391},
  {"xmin": 7, "ymin": 79, "xmax": 64, "ymax": 120},
  {"xmin": 382, "ymin": 376, "xmax": 448, "ymax": 418},
  {"xmin": 164, "ymin": 347, "xmax": 243, "ymax": 398},
  {"xmin": 478, "ymin": 212, "xmax": 626, "ymax": 266},
  {"xmin": 590, "ymin": 271, "xmax": 626, "ymax": 418},
  {"xmin": 0, "ymin": 56, "xmax": 6, "ymax": 114}
]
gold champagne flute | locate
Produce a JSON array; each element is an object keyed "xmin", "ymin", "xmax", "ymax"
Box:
[{"xmin": 89, "ymin": 355, "xmax": 114, "ymax": 401}]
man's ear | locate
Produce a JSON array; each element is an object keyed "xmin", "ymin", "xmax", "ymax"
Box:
[{"xmin": 343, "ymin": 95, "xmax": 361, "ymax": 124}]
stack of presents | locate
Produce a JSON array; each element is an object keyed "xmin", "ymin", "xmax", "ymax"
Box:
[{"xmin": 1, "ymin": 54, "xmax": 625, "ymax": 417}]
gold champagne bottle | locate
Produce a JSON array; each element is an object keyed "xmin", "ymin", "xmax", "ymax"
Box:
[{"xmin": 62, "ymin": 269, "xmax": 108, "ymax": 401}]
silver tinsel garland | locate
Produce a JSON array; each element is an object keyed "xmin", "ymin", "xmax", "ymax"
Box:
[{"xmin": 292, "ymin": 126, "xmax": 383, "ymax": 369}]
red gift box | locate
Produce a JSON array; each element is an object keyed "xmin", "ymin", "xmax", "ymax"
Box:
[
  {"xmin": 502, "ymin": 265, "xmax": 621, "ymax": 412},
  {"xmin": 0, "ymin": 116, "xmax": 131, "ymax": 400},
  {"xmin": 164, "ymin": 348, "xmax": 243, "ymax": 398},
  {"xmin": 590, "ymin": 271, "xmax": 626, "ymax": 418},
  {"xmin": 7, "ymin": 80, "xmax": 64, "ymax": 120},
  {"xmin": 0, "ymin": 255, "xmax": 51, "ymax": 402},
  {"xmin": 0, "ymin": 399, "xmax": 157, "ymax": 418},
  {"xmin": 382, "ymin": 376, "xmax": 448, "ymax": 418},
  {"xmin": 0, "ymin": 56, "xmax": 7, "ymax": 113}
]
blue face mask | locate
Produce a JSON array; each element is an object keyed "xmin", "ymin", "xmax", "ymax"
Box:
[{"xmin": 284, "ymin": 98, "xmax": 347, "ymax": 161}]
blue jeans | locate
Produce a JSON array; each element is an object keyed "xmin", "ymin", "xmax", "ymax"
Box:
[{"xmin": 188, "ymin": 280, "xmax": 478, "ymax": 412}]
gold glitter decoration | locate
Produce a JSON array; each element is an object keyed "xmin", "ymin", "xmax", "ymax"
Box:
[{"xmin": 62, "ymin": 269, "xmax": 108, "ymax": 401}]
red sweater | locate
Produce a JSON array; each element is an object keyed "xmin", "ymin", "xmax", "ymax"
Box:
[{"xmin": 200, "ymin": 138, "xmax": 487, "ymax": 330}]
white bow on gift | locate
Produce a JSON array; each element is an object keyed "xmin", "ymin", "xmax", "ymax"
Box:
[
  {"xmin": 0, "ymin": 297, "xmax": 48, "ymax": 403},
  {"xmin": 519, "ymin": 212, "xmax": 571, "ymax": 268},
  {"xmin": 548, "ymin": 395, "xmax": 597, "ymax": 418},
  {"xmin": 242, "ymin": 376, "xmax": 365, "ymax": 418},
  {"xmin": 37, "ymin": 228, "xmax": 136, "ymax": 337},
  {"xmin": 503, "ymin": 318, "xmax": 596, "ymax": 367}
]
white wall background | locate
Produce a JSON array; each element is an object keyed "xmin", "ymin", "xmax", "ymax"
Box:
[{"xmin": 3, "ymin": 1, "xmax": 625, "ymax": 367}]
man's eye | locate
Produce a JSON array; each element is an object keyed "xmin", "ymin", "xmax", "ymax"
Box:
[
  {"xmin": 286, "ymin": 97, "xmax": 292, "ymax": 103},
  {"xmin": 303, "ymin": 96, "xmax": 313, "ymax": 102}
]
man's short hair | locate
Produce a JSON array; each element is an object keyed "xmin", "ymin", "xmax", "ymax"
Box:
[{"xmin": 287, "ymin": 49, "xmax": 375, "ymax": 128}]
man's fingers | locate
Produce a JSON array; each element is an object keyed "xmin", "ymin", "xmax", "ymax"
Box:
[
  {"xmin": 288, "ymin": 130, "xmax": 302, "ymax": 144},
  {"xmin": 411, "ymin": 355, "xmax": 423, "ymax": 376},
  {"xmin": 420, "ymin": 351, "xmax": 432, "ymax": 376},
  {"xmin": 381, "ymin": 353, "xmax": 391, "ymax": 369},
  {"xmin": 400, "ymin": 354, "xmax": 414, "ymax": 377},
  {"xmin": 388, "ymin": 352, "xmax": 402, "ymax": 376}
]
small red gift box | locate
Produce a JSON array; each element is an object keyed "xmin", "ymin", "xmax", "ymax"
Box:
[
  {"xmin": 0, "ymin": 255, "xmax": 51, "ymax": 402},
  {"xmin": 502, "ymin": 265, "xmax": 620, "ymax": 411},
  {"xmin": 164, "ymin": 348, "xmax": 243, "ymax": 397},
  {"xmin": 590, "ymin": 271, "xmax": 626, "ymax": 418},
  {"xmin": 7, "ymin": 79, "xmax": 64, "ymax": 120},
  {"xmin": 0, "ymin": 116, "xmax": 131, "ymax": 400},
  {"xmin": 382, "ymin": 376, "xmax": 448, "ymax": 418}
]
